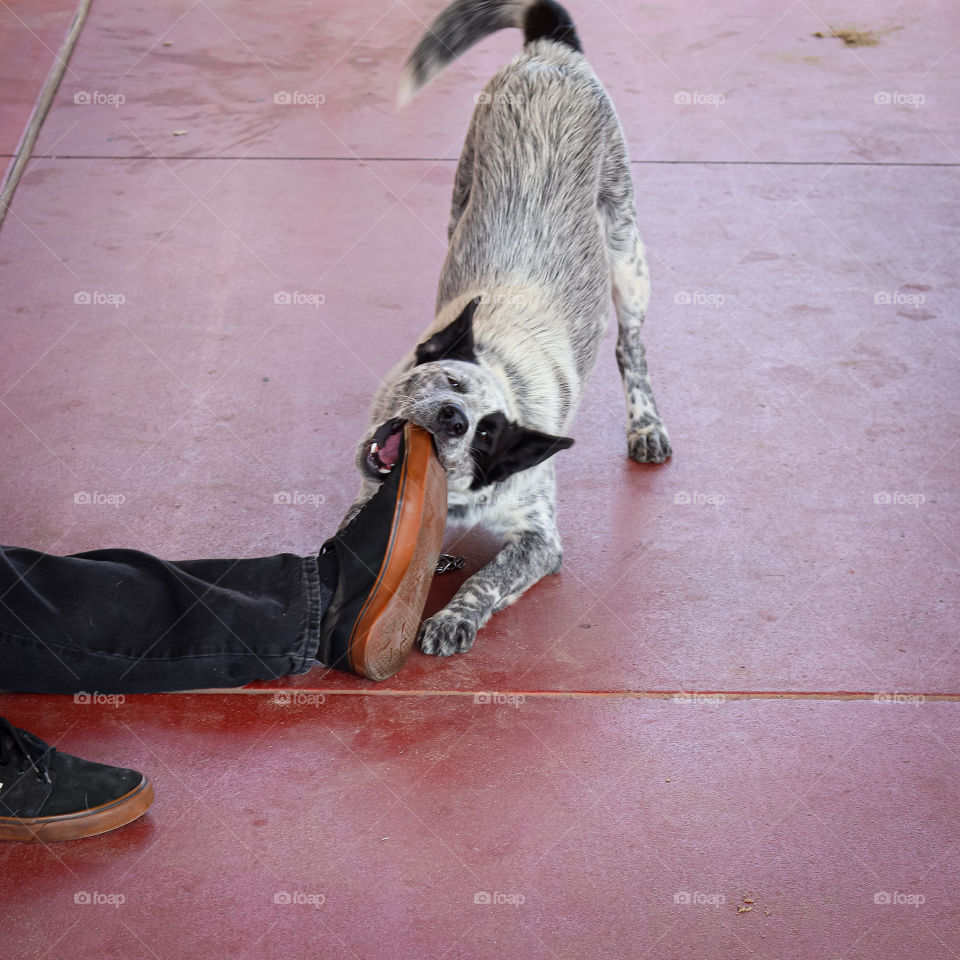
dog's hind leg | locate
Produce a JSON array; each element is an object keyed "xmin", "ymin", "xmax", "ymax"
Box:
[
  {"xmin": 447, "ymin": 112, "xmax": 478, "ymax": 241},
  {"xmin": 435, "ymin": 114, "xmax": 479, "ymax": 311},
  {"xmin": 599, "ymin": 132, "xmax": 672, "ymax": 464}
]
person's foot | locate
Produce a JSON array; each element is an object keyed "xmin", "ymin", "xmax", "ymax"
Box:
[
  {"xmin": 0, "ymin": 718, "xmax": 153, "ymax": 842},
  {"xmin": 319, "ymin": 420, "xmax": 447, "ymax": 681}
]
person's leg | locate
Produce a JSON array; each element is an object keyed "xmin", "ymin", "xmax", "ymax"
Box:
[
  {"xmin": 0, "ymin": 422, "xmax": 446, "ymax": 693},
  {"xmin": 0, "ymin": 546, "xmax": 333, "ymax": 693},
  {"xmin": 0, "ymin": 424, "xmax": 446, "ymax": 841}
]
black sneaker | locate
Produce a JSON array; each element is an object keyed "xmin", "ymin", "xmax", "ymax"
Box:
[
  {"xmin": 319, "ymin": 420, "xmax": 447, "ymax": 681},
  {"xmin": 0, "ymin": 718, "xmax": 153, "ymax": 842}
]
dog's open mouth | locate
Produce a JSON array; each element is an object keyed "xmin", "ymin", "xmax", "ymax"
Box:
[{"xmin": 365, "ymin": 418, "xmax": 406, "ymax": 478}]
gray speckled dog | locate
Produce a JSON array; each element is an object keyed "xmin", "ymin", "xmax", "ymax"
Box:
[{"xmin": 353, "ymin": 0, "xmax": 671, "ymax": 657}]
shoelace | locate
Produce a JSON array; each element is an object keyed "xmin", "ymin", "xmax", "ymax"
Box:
[{"xmin": 0, "ymin": 717, "xmax": 53, "ymax": 783}]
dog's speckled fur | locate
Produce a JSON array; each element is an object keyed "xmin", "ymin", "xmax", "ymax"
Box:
[{"xmin": 353, "ymin": 0, "xmax": 671, "ymax": 657}]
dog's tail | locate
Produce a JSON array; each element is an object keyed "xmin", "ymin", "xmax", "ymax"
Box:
[{"xmin": 398, "ymin": 0, "xmax": 582, "ymax": 106}]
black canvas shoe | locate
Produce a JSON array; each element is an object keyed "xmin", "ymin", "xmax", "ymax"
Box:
[
  {"xmin": 0, "ymin": 718, "xmax": 153, "ymax": 842},
  {"xmin": 319, "ymin": 420, "xmax": 447, "ymax": 681}
]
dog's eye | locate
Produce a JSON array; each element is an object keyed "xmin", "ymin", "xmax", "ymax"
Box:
[
  {"xmin": 477, "ymin": 429, "xmax": 489, "ymax": 443},
  {"xmin": 446, "ymin": 375, "xmax": 460, "ymax": 390}
]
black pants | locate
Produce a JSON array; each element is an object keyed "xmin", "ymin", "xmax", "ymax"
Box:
[{"xmin": 0, "ymin": 546, "xmax": 337, "ymax": 693}]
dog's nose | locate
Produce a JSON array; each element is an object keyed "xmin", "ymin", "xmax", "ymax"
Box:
[{"xmin": 436, "ymin": 403, "xmax": 468, "ymax": 437}]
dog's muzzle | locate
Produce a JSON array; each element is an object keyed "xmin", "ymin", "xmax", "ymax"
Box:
[{"xmin": 436, "ymin": 403, "xmax": 468, "ymax": 438}]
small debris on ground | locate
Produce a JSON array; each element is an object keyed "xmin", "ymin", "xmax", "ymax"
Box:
[
  {"xmin": 811, "ymin": 25, "xmax": 902, "ymax": 47},
  {"xmin": 829, "ymin": 28, "xmax": 879, "ymax": 46},
  {"xmin": 737, "ymin": 893, "xmax": 758, "ymax": 914}
]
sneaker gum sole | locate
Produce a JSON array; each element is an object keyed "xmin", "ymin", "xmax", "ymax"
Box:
[
  {"xmin": 349, "ymin": 424, "xmax": 447, "ymax": 681},
  {"xmin": 0, "ymin": 776, "xmax": 154, "ymax": 842}
]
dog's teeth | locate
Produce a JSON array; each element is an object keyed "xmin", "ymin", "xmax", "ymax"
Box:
[
  {"xmin": 370, "ymin": 442, "xmax": 379, "ymax": 455},
  {"xmin": 378, "ymin": 466, "xmax": 392, "ymax": 474}
]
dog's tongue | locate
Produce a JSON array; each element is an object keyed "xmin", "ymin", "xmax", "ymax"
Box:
[{"xmin": 378, "ymin": 427, "xmax": 403, "ymax": 469}]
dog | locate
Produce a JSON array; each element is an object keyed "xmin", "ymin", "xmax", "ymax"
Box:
[{"xmin": 352, "ymin": 0, "xmax": 671, "ymax": 657}]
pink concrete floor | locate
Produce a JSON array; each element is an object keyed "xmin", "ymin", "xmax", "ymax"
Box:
[{"xmin": 2, "ymin": 1, "xmax": 959, "ymax": 957}]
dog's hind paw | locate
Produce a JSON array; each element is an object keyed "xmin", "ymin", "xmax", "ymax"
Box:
[
  {"xmin": 418, "ymin": 609, "xmax": 477, "ymax": 657},
  {"xmin": 628, "ymin": 422, "xmax": 672, "ymax": 464}
]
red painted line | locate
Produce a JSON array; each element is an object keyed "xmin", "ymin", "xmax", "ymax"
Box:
[{"xmin": 208, "ymin": 687, "xmax": 960, "ymax": 702}]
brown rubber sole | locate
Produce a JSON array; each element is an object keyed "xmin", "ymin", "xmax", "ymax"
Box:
[
  {"xmin": 348, "ymin": 423, "xmax": 447, "ymax": 681},
  {"xmin": 0, "ymin": 775, "xmax": 154, "ymax": 842}
]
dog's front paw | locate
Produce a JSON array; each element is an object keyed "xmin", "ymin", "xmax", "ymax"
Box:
[
  {"xmin": 418, "ymin": 609, "xmax": 477, "ymax": 657},
  {"xmin": 628, "ymin": 421, "xmax": 672, "ymax": 464}
]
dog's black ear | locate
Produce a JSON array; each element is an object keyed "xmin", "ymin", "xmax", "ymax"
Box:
[
  {"xmin": 415, "ymin": 297, "xmax": 479, "ymax": 366},
  {"xmin": 471, "ymin": 412, "xmax": 574, "ymax": 488}
]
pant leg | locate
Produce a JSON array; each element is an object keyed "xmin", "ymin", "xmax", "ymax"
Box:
[{"xmin": 0, "ymin": 546, "xmax": 336, "ymax": 694}]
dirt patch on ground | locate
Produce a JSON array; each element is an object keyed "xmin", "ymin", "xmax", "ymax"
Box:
[{"xmin": 812, "ymin": 25, "xmax": 902, "ymax": 46}]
